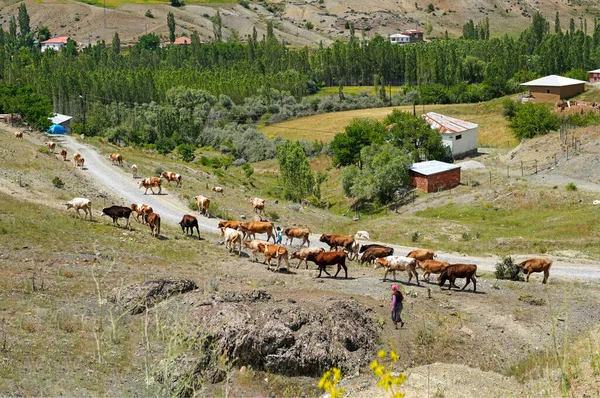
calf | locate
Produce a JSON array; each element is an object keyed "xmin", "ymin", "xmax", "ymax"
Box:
[
  {"xmin": 319, "ymin": 234, "xmax": 356, "ymax": 259},
  {"xmin": 283, "ymin": 228, "xmax": 310, "ymax": 247},
  {"xmin": 406, "ymin": 249, "xmax": 435, "ymax": 262},
  {"xmin": 65, "ymin": 197, "xmax": 93, "ymax": 220},
  {"xmin": 305, "ymin": 251, "xmax": 348, "ymax": 278},
  {"xmin": 242, "ymin": 239, "xmax": 270, "ymax": 263},
  {"xmin": 60, "ymin": 148, "xmax": 67, "ymax": 161},
  {"xmin": 179, "ymin": 214, "xmax": 200, "ymax": 239},
  {"xmin": 222, "ymin": 227, "xmax": 243, "ymax": 256},
  {"xmin": 291, "ymin": 247, "xmax": 325, "ymax": 269},
  {"xmin": 194, "ymin": 195, "xmax": 210, "ymax": 218},
  {"xmin": 14, "ymin": 131, "xmax": 23, "ymax": 139},
  {"xmin": 131, "ymin": 203, "xmax": 153, "ymax": 224},
  {"xmin": 516, "ymin": 258, "xmax": 552, "ymax": 284},
  {"xmin": 76, "ymin": 156, "xmax": 85, "ymax": 169},
  {"xmin": 72, "ymin": 152, "xmax": 82, "ymax": 166},
  {"xmin": 131, "ymin": 164, "xmax": 138, "ymax": 179},
  {"xmin": 417, "ymin": 259, "xmax": 450, "ymax": 283},
  {"xmin": 257, "ymin": 243, "xmax": 289, "ymax": 272},
  {"xmin": 45, "ymin": 141, "xmax": 56, "ymax": 152},
  {"xmin": 360, "ymin": 246, "xmax": 394, "ymax": 265},
  {"xmin": 139, "ymin": 177, "xmax": 162, "ymax": 195},
  {"xmin": 109, "ymin": 153, "xmax": 123, "ymax": 166},
  {"xmin": 438, "ymin": 264, "xmax": 478, "ymax": 292},
  {"xmin": 359, "ymin": 244, "xmax": 390, "ymax": 254},
  {"xmin": 212, "ymin": 186, "xmax": 224, "ymax": 194},
  {"xmin": 146, "ymin": 213, "xmax": 161, "ymax": 237},
  {"xmin": 161, "ymin": 171, "xmax": 182, "ymax": 187},
  {"xmin": 375, "ymin": 256, "xmax": 419, "ymax": 284},
  {"xmin": 101, "ymin": 205, "xmax": 132, "ymax": 229}
]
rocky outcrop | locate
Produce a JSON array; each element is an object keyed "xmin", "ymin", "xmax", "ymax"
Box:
[
  {"xmin": 108, "ymin": 279, "xmax": 198, "ymax": 314},
  {"xmin": 155, "ymin": 290, "xmax": 378, "ymax": 394}
]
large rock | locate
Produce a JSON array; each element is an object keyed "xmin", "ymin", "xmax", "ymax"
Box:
[
  {"xmin": 155, "ymin": 289, "xmax": 377, "ymax": 394},
  {"xmin": 108, "ymin": 279, "xmax": 198, "ymax": 314}
]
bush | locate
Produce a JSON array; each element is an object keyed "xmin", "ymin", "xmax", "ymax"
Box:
[
  {"xmin": 155, "ymin": 136, "xmax": 175, "ymax": 155},
  {"xmin": 52, "ymin": 176, "xmax": 65, "ymax": 188},
  {"xmin": 154, "ymin": 167, "xmax": 164, "ymax": 176},
  {"xmin": 411, "ymin": 231, "xmax": 421, "ymax": 242},
  {"xmin": 494, "ymin": 256, "xmax": 524, "ymax": 281},
  {"xmin": 508, "ymin": 102, "xmax": 561, "ymax": 139},
  {"xmin": 305, "ymin": 22, "xmax": 314, "ymax": 30},
  {"xmin": 188, "ymin": 198, "xmax": 199, "ymax": 212},
  {"xmin": 176, "ymin": 143, "xmax": 196, "ymax": 162},
  {"xmin": 242, "ymin": 163, "xmax": 254, "ymax": 178},
  {"xmin": 38, "ymin": 145, "xmax": 51, "ymax": 155},
  {"xmin": 565, "ymin": 182, "xmax": 577, "ymax": 191},
  {"xmin": 145, "ymin": 9, "xmax": 154, "ymax": 18}
]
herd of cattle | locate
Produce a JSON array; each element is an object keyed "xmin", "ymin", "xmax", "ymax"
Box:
[{"xmin": 54, "ymin": 145, "xmax": 554, "ymax": 291}]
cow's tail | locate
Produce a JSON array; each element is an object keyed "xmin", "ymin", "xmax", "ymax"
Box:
[
  {"xmin": 156, "ymin": 217, "xmax": 161, "ymax": 237},
  {"xmin": 438, "ymin": 269, "xmax": 448, "ymax": 286}
]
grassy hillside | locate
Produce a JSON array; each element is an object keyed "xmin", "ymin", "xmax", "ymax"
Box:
[
  {"xmin": 262, "ymin": 97, "xmax": 518, "ymax": 148},
  {"xmin": 76, "ymin": 0, "xmax": 235, "ymax": 7}
]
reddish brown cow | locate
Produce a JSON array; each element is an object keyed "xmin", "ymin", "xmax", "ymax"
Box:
[
  {"xmin": 109, "ymin": 153, "xmax": 123, "ymax": 166},
  {"xmin": 131, "ymin": 203, "xmax": 153, "ymax": 224},
  {"xmin": 139, "ymin": 177, "xmax": 162, "ymax": 194},
  {"xmin": 60, "ymin": 148, "xmax": 67, "ymax": 161},
  {"xmin": 406, "ymin": 249, "xmax": 435, "ymax": 262},
  {"xmin": 319, "ymin": 234, "xmax": 356, "ymax": 259},
  {"xmin": 516, "ymin": 258, "xmax": 552, "ymax": 284},
  {"xmin": 417, "ymin": 259, "xmax": 450, "ymax": 282},
  {"xmin": 146, "ymin": 213, "xmax": 161, "ymax": 237},
  {"xmin": 257, "ymin": 243, "xmax": 289, "ymax": 272},
  {"xmin": 360, "ymin": 246, "xmax": 394, "ymax": 265},
  {"xmin": 161, "ymin": 171, "xmax": 182, "ymax": 187},
  {"xmin": 179, "ymin": 214, "xmax": 200, "ymax": 239},
  {"xmin": 218, "ymin": 220, "xmax": 242, "ymax": 233},
  {"xmin": 438, "ymin": 264, "xmax": 478, "ymax": 292},
  {"xmin": 238, "ymin": 221, "xmax": 275, "ymax": 243},
  {"xmin": 305, "ymin": 251, "xmax": 348, "ymax": 279},
  {"xmin": 283, "ymin": 228, "xmax": 310, "ymax": 247}
]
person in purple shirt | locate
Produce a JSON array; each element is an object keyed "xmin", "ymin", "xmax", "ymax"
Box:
[{"xmin": 391, "ymin": 284, "xmax": 404, "ymax": 329}]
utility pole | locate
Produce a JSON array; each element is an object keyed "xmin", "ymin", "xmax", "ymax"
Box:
[
  {"xmin": 79, "ymin": 94, "xmax": 86, "ymax": 137},
  {"xmin": 104, "ymin": 0, "xmax": 107, "ymax": 29}
]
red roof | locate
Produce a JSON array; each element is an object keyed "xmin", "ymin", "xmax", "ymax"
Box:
[
  {"xmin": 402, "ymin": 30, "xmax": 423, "ymax": 35},
  {"xmin": 173, "ymin": 37, "xmax": 191, "ymax": 45},
  {"xmin": 42, "ymin": 36, "xmax": 69, "ymax": 44}
]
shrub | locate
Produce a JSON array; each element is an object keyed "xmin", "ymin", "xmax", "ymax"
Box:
[
  {"xmin": 155, "ymin": 136, "xmax": 175, "ymax": 155},
  {"xmin": 145, "ymin": 9, "xmax": 154, "ymax": 18},
  {"xmin": 176, "ymin": 143, "xmax": 196, "ymax": 162},
  {"xmin": 494, "ymin": 256, "xmax": 524, "ymax": 281},
  {"xmin": 242, "ymin": 163, "xmax": 254, "ymax": 178},
  {"xmin": 411, "ymin": 231, "xmax": 421, "ymax": 242},
  {"xmin": 565, "ymin": 182, "xmax": 577, "ymax": 191},
  {"xmin": 267, "ymin": 211, "xmax": 279, "ymax": 222},
  {"xmin": 154, "ymin": 167, "xmax": 164, "ymax": 177},
  {"xmin": 305, "ymin": 22, "xmax": 314, "ymax": 30},
  {"xmin": 188, "ymin": 198, "xmax": 199, "ymax": 212},
  {"xmin": 52, "ymin": 176, "xmax": 65, "ymax": 188}
]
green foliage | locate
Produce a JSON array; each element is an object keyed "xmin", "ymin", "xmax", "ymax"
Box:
[
  {"xmin": 167, "ymin": 12, "xmax": 176, "ymax": 43},
  {"xmin": 411, "ymin": 231, "xmax": 421, "ymax": 242},
  {"xmin": 211, "ymin": 11, "xmax": 223, "ymax": 42},
  {"xmin": 135, "ymin": 33, "xmax": 160, "ymax": 51},
  {"xmin": 197, "ymin": 155, "xmax": 233, "ymax": 169},
  {"xmin": 176, "ymin": 143, "xmax": 196, "ymax": 162},
  {"xmin": 267, "ymin": 211, "xmax": 279, "ymax": 221},
  {"xmin": 52, "ymin": 176, "xmax": 65, "ymax": 189},
  {"xmin": 18, "ymin": 3, "xmax": 30, "ymax": 38},
  {"xmin": 155, "ymin": 136, "xmax": 176, "ymax": 155},
  {"xmin": 331, "ymin": 118, "xmax": 384, "ymax": 166},
  {"xmin": 563, "ymin": 68, "xmax": 588, "ymax": 81},
  {"xmin": 427, "ymin": 3, "xmax": 434, "ymax": 13},
  {"xmin": 242, "ymin": 163, "xmax": 254, "ymax": 178},
  {"xmin": 111, "ymin": 32, "xmax": 120, "ymax": 54},
  {"xmin": 565, "ymin": 182, "xmax": 577, "ymax": 191},
  {"xmin": 170, "ymin": 0, "xmax": 184, "ymax": 6},
  {"xmin": 38, "ymin": 146, "xmax": 51, "ymax": 155},
  {"xmin": 37, "ymin": 26, "xmax": 50, "ymax": 42},
  {"xmin": 277, "ymin": 141, "xmax": 314, "ymax": 202},
  {"xmin": 494, "ymin": 256, "xmax": 524, "ymax": 281},
  {"xmin": 342, "ymin": 143, "xmax": 410, "ymax": 204},
  {"xmin": 0, "ymin": 85, "xmax": 52, "ymax": 131},
  {"xmin": 305, "ymin": 22, "xmax": 314, "ymax": 30},
  {"xmin": 145, "ymin": 9, "xmax": 154, "ymax": 18},
  {"xmin": 507, "ymin": 102, "xmax": 561, "ymax": 139},
  {"xmin": 383, "ymin": 110, "xmax": 447, "ymax": 161},
  {"xmin": 566, "ymin": 111, "xmax": 600, "ymax": 127}
]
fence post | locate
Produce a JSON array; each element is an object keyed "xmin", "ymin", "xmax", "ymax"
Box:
[
  {"xmin": 566, "ymin": 145, "xmax": 569, "ymax": 161},
  {"xmin": 535, "ymin": 160, "xmax": 537, "ymax": 174},
  {"xmin": 507, "ymin": 165, "xmax": 509, "ymax": 177},
  {"xmin": 489, "ymin": 170, "xmax": 492, "ymax": 186},
  {"xmin": 554, "ymin": 154, "xmax": 557, "ymax": 166},
  {"xmin": 521, "ymin": 161, "xmax": 524, "ymax": 177}
]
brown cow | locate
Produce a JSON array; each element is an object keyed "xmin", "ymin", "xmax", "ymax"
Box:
[
  {"xmin": 109, "ymin": 153, "xmax": 123, "ymax": 166},
  {"xmin": 243, "ymin": 239, "xmax": 270, "ymax": 262},
  {"xmin": 131, "ymin": 203, "xmax": 153, "ymax": 224},
  {"xmin": 406, "ymin": 249, "xmax": 435, "ymax": 262},
  {"xmin": 360, "ymin": 246, "xmax": 394, "ymax": 265},
  {"xmin": 45, "ymin": 141, "xmax": 56, "ymax": 152},
  {"xmin": 257, "ymin": 243, "xmax": 289, "ymax": 272},
  {"xmin": 417, "ymin": 259, "xmax": 450, "ymax": 283},
  {"xmin": 146, "ymin": 213, "xmax": 161, "ymax": 237},
  {"xmin": 305, "ymin": 251, "xmax": 348, "ymax": 278},
  {"xmin": 161, "ymin": 171, "xmax": 182, "ymax": 187},
  {"xmin": 516, "ymin": 258, "xmax": 552, "ymax": 284},
  {"xmin": 239, "ymin": 221, "xmax": 275, "ymax": 243},
  {"xmin": 75, "ymin": 156, "xmax": 85, "ymax": 169},
  {"xmin": 291, "ymin": 247, "xmax": 325, "ymax": 269},
  {"xmin": 194, "ymin": 195, "xmax": 210, "ymax": 217},
  {"xmin": 319, "ymin": 234, "xmax": 356, "ymax": 260},
  {"xmin": 14, "ymin": 131, "xmax": 23, "ymax": 139},
  {"xmin": 218, "ymin": 220, "xmax": 242, "ymax": 233},
  {"xmin": 438, "ymin": 264, "xmax": 478, "ymax": 292},
  {"xmin": 139, "ymin": 177, "xmax": 162, "ymax": 194},
  {"xmin": 179, "ymin": 214, "xmax": 200, "ymax": 240},
  {"xmin": 73, "ymin": 152, "xmax": 82, "ymax": 166},
  {"xmin": 283, "ymin": 228, "xmax": 310, "ymax": 247},
  {"xmin": 60, "ymin": 148, "xmax": 67, "ymax": 161}
]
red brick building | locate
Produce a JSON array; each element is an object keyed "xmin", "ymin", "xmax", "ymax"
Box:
[
  {"xmin": 590, "ymin": 69, "xmax": 600, "ymax": 83},
  {"xmin": 409, "ymin": 161, "xmax": 461, "ymax": 193}
]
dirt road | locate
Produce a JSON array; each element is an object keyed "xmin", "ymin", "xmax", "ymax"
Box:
[{"xmin": 57, "ymin": 135, "xmax": 600, "ymax": 281}]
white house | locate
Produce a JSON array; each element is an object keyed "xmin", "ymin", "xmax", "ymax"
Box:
[
  {"xmin": 388, "ymin": 34, "xmax": 410, "ymax": 45},
  {"xmin": 41, "ymin": 36, "xmax": 69, "ymax": 52},
  {"xmin": 49, "ymin": 113, "xmax": 73, "ymax": 133},
  {"xmin": 423, "ymin": 112, "xmax": 478, "ymax": 158}
]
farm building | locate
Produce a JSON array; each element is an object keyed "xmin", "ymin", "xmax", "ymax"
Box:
[
  {"xmin": 173, "ymin": 37, "xmax": 191, "ymax": 45},
  {"xmin": 423, "ymin": 112, "xmax": 478, "ymax": 158},
  {"xmin": 520, "ymin": 75, "xmax": 587, "ymax": 103},
  {"xmin": 41, "ymin": 36, "xmax": 69, "ymax": 52},
  {"xmin": 409, "ymin": 160, "xmax": 461, "ymax": 193},
  {"xmin": 388, "ymin": 33, "xmax": 410, "ymax": 45},
  {"xmin": 590, "ymin": 69, "xmax": 600, "ymax": 83},
  {"xmin": 401, "ymin": 29, "xmax": 424, "ymax": 43},
  {"xmin": 49, "ymin": 114, "xmax": 73, "ymax": 134}
]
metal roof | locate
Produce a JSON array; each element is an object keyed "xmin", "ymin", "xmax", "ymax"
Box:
[
  {"xmin": 520, "ymin": 75, "xmax": 587, "ymax": 87},
  {"xmin": 389, "ymin": 34, "xmax": 410, "ymax": 38},
  {"xmin": 173, "ymin": 37, "xmax": 191, "ymax": 45},
  {"xmin": 410, "ymin": 160, "xmax": 461, "ymax": 176},
  {"xmin": 589, "ymin": 69, "xmax": 600, "ymax": 74},
  {"xmin": 423, "ymin": 112, "xmax": 478, "ymax": 134},
  {"xmin": 50, "ymin": 114, "xmax": 72, "ymax": 124},
  {"xmin": 42, "ymin": 36, "xmax": 69, "ymax": 44}
]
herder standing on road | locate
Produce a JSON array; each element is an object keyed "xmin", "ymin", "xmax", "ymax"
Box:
[{"xmin": 391, "ymin": 284, "xmax": 404, "ymax": 329}]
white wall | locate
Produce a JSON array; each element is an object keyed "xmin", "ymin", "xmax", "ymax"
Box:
[
  {"xmin": 441, "ymin": 128, "xmax": 478, "ymax": 157},
  {"xmin": 41, "ymin": 43, "xmax": 63, "ymax": 53}
]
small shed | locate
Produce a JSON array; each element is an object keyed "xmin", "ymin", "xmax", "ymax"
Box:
[
  {"xmin": 520, "ymin": 75, "xmax": 587, "ymax": 103},
  {"xmin": 423, "ymin": 112, "xmax": 478, "ymax": 158},
  {"xmin": 49, "ymin": 114, "xmax": 73, "ymax": 133},
  {"xmin": 409, "ymin": 160, "xmax": 461, "ymax": 193},
  {"xmin": 590, "ymin": 69, "xmax": 600, "ymax": 84}
]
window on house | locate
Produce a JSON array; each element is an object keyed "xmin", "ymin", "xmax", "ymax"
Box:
[
  {"xmin": 547, "ymin": 89, "xmax": 550, "ymax": 93},
  {"xmin": 456, "ymin": 135, "xmax": 462, "ymax": 140}
]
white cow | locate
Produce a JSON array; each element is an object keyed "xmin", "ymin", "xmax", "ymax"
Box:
[
  {"xmin": 374, "ymin": 256, "xmax": 419, "ymax": 285},
  {"xmin": 131, "ymin": 164, "xmax": 138, "ymax": 179},
  {"xmin": 223, "ymin": 227, "xmax": 243, "ymax": 256},
  {"xmin": 65, "ymin": 197, "xmax": 93, "ymax": 220}
]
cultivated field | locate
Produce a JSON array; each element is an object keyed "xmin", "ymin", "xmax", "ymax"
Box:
[{"xmin": 261, "ymin": 99, "xmax": 518, "ymax": 148}]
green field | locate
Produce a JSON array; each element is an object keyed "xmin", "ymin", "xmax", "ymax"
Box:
[
  {"xmin": 262, "ymin": 97, "xmax": 518, "ymax": 148},
  {"xmin": 309, "ymin": 86, "xmax": 404, "ymax": 99},
  {"xmin": 573, "ymin": 85, "xmax": 600, "ymax": 103}
]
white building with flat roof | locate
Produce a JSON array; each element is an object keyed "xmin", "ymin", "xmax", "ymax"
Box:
[{"xmin": 388, "ymin": 34, "xmax": 410, "ymax": 45}]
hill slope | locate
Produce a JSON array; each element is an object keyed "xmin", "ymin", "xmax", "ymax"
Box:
[{"xmin": 0, "ymin": 0, "xmax": 598, "ymax": 47}]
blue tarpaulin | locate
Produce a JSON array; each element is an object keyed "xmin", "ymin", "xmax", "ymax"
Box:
[{"xmin": 46, "ymin": 124, "xmax": 67, "ymax": 135}]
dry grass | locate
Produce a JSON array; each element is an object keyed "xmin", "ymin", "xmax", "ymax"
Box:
[
  {"xmin": 74, "ymin": 0, "xmax": 235, "ymax": 7},
  {"xmin": 261, "ymin": 99, "xmax": 517, "ymax": 148}
]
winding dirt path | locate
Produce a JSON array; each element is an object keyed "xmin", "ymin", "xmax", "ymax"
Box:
[{"xmin": 55, "ymin": 135, "xmax": 600, "ymax": 281}]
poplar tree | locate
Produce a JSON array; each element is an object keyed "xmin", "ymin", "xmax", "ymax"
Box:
[
  {"xmin": 18, "ymin": 3, "xmax": 30, "ymax": 37},
  {"xmin": 555, "ymin": 11, "xmax": 561, "ymax": 34},
  {"xmin": 111, "ymin": 32, "xmax": 120, "ymax": 54},
  {"xmin": 211, "ymin": 11, "xmax": 222, "ymax": 42},
  {"xmin": 167, "ymin": 12, "xmax": 176, "ymax": 43},
  {"xmin": 277, "ymin": 141, "xmax": 314, "ymax": 202}
]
